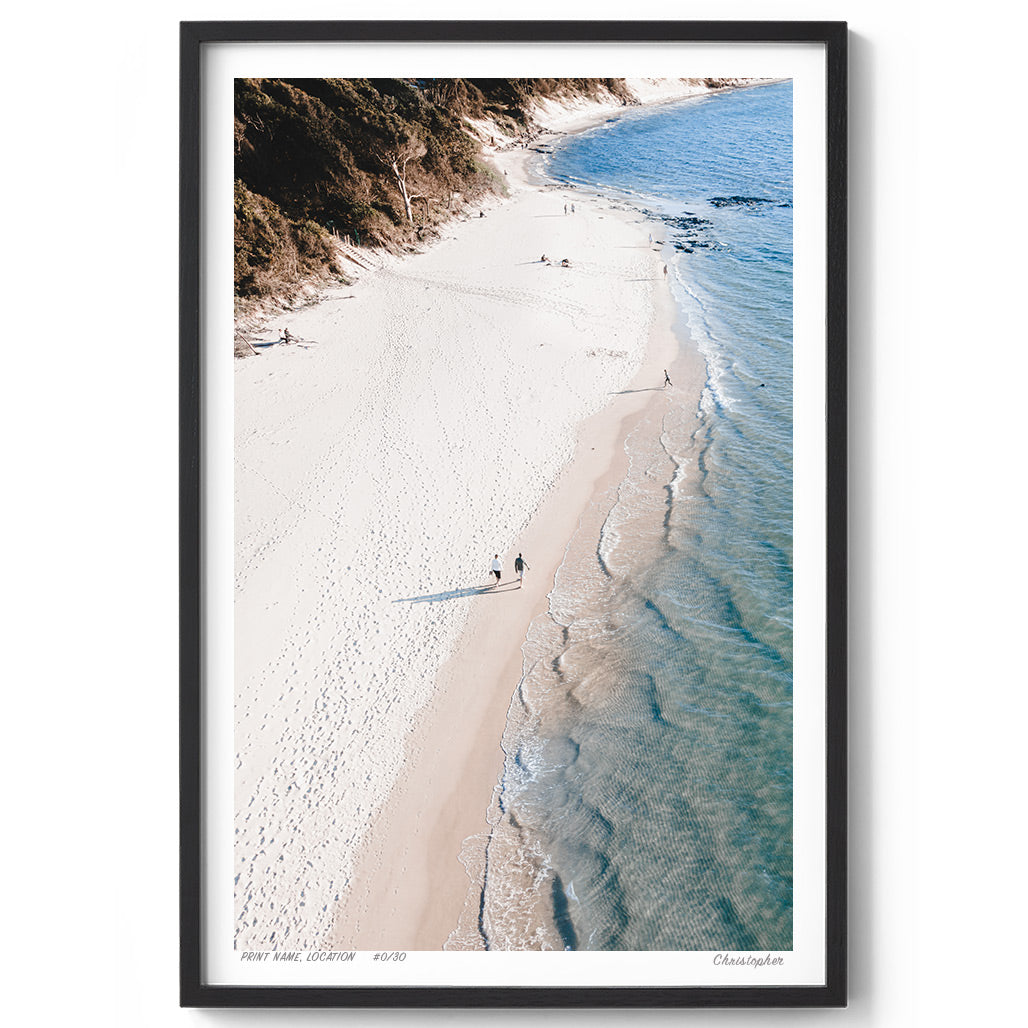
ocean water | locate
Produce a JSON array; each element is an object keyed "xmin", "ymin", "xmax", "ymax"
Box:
[{"xmin": 453, "ymin": 82, "xmax": 794, "ymax": 952}]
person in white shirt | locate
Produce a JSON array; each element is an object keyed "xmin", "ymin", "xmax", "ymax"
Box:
[{"xmin": 491, "ymin": 555, "xmax": 502, "ymax": 586}]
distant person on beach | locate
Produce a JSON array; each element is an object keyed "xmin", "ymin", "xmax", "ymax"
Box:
[
  {"xmin": 564, "ymin": 203, "xmax": 568, "ymax": 215},
  {"xmin": 664, "ymin": 369, "xmax": 672, "ymax": 388},
  {"xmin": 663, "ymin": 265, "xmax": 668, "ymax": 278},
  {"xmin": 571, "ymin": 203, "xmax": 576, "ymax": 214},
  {"xmin": 491, "ymin": 555, "xmax": 502, "ymax": 586},
  {"xmin": 514, "ymin": 553, "xmax": 530, "ymax": 586},
  {"xmin": 283, "ymin": 328, "xmax": 293, "ymax": 344},
  {"xmin": 561, "ymin": 258, "xmax": 571, "ymax": 267}
]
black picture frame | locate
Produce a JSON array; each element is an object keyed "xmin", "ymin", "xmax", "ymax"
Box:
[{"xmin": 181, "ymin": 19, "xmax": 847, "ymax": 1008}]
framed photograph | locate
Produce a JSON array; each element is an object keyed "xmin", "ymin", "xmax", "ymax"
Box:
[{"xmin": 181, "ymin": 20, "xmax": 847, "ymax": 1007}]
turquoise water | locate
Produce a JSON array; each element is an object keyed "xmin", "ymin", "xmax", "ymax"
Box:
[{"xmin": 471, "ymin": 82, "xmax": 793, "ymax": 952}]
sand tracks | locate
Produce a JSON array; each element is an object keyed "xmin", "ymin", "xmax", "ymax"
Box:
[{"xmin": 232, "ymin": 167, "xmax": 663, "ymax": 951}]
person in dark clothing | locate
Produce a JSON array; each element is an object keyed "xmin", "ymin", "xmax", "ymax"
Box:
[{"xmin": 514, "ymin": 553, "xmax": 530, "ymax": 586}]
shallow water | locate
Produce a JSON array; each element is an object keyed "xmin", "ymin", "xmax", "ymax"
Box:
[{"xmin": 454, "ymin": 82, "xmax": 794, "ymax": 952}]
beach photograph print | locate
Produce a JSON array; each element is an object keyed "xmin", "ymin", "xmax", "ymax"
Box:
[{"xmin": 232, "ymin": 75, "xmax": 795, "ymax": 960}]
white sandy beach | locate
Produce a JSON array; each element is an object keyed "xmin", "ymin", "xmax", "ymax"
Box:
[{"xmin": 233, "ymin": 81, "xmax": 714, "ymax": 951}]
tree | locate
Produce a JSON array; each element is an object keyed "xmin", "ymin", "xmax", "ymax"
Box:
[{"xmin": 383, "ymin": 135, "xmax": 429, "ymax": 225}]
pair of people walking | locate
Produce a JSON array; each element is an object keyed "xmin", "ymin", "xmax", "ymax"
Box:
[{"xmin": 490, "ymin": 553, "xmax": 530, "ymax": 588}]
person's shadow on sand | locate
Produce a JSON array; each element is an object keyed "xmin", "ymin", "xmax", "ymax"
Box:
[
  {"xmin": 253, "ymin": 336, "xmax": 318, "ymax": 349},
  {"xmin": 395, "ymin": 581, "xmax": 518, "ymax": 604}
]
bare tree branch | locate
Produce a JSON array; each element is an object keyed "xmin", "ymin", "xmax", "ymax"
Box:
[{"xmin": 383, "ymin": 137, "xmax": 429, "ymax": 225}]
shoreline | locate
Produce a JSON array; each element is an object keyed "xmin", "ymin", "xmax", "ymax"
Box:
[
  {"xmin": 233, "ymin": 82, "xmax": 713, "ymax": 953},
  {"xmin": 325, "ymin": 103, "xmax": 706, "ymax": 951}
]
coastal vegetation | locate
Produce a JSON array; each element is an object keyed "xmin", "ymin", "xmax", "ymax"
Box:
[{"xmin": 233, "ymin": 78, "xmax": 634, "ymax": 301}]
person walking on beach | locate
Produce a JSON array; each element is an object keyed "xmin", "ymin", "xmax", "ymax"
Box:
[
  {"xmin": 664, "ymin": 369, "xmax": 672, "ymax": 388},
  {"xmin": 564, "ymin": 203, "xmax": 568, "ymax": 215},
  {"xmin": 491, "ymin": 555, "xmax": 503, "ymax": 586},
  {"xmin": 571, "ymin": 203, "xmax": 576, "ymax": 214},
  {"xmin": 514, "ymin": 553, "xmax": 530, "ymax": 587},
  {"xmin": 663, "ymin": 264, "xmax": 668, "ymax": 278}
]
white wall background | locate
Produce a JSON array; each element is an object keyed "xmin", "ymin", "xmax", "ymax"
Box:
[{"xmin": 3, "ymin": 1, "xmax": 1023, "ymax": 1024}]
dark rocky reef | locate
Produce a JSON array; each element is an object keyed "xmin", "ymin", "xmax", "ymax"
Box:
[
  {"xmin": 663, "ymin": 212, "xmax": 715, "ymax": 253},
  {"xmin": 708, "ymin": 195, "xmax": 775, "ymax": 208}
]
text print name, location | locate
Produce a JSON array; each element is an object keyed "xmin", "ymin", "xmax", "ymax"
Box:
[{"xmin": 238, "ymin": 951, "xmax": 356, "ymax": 962}]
